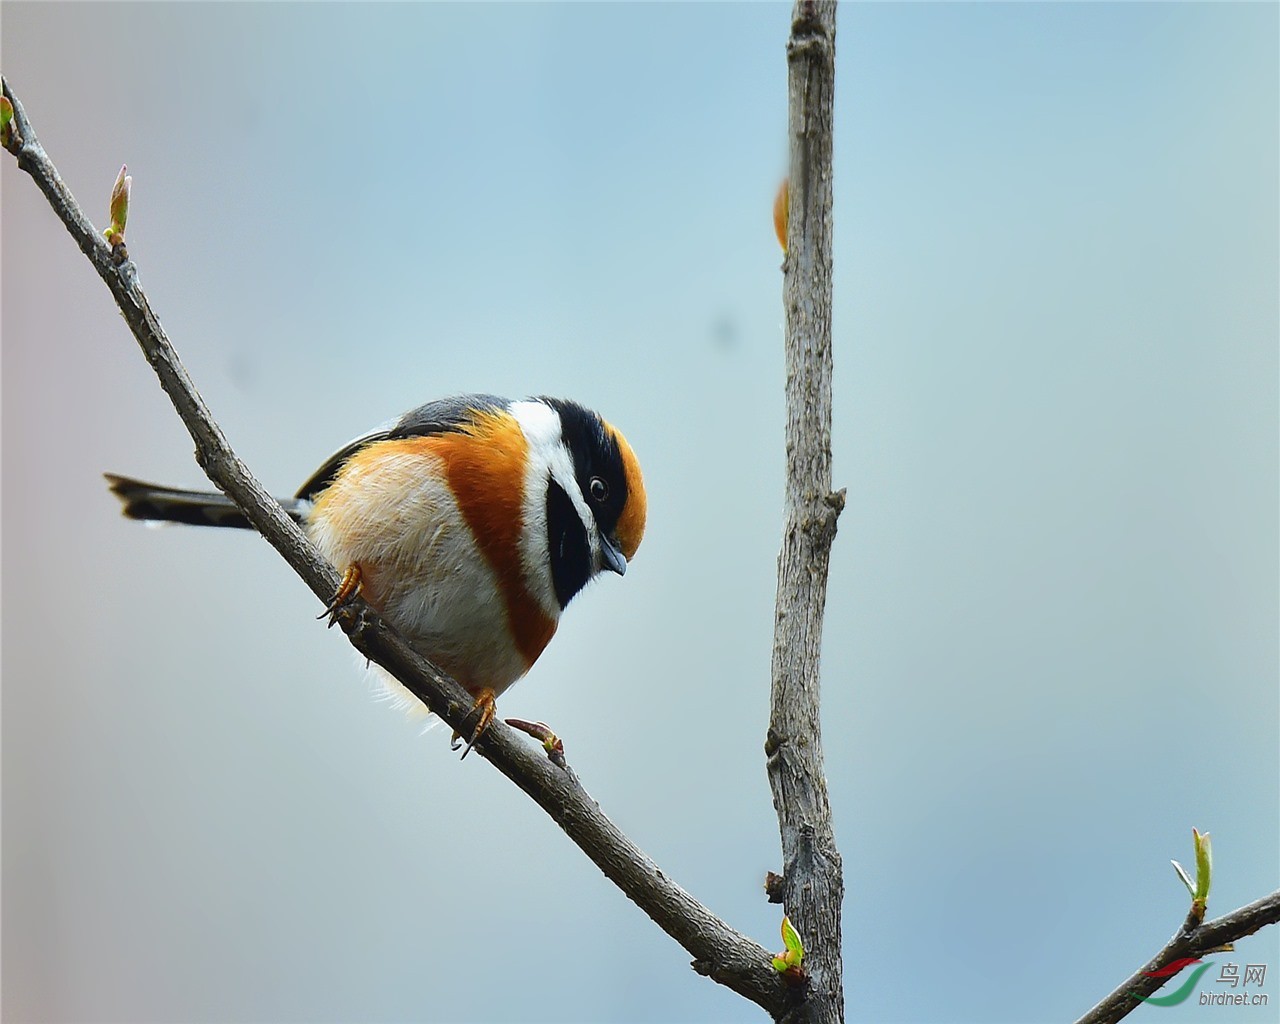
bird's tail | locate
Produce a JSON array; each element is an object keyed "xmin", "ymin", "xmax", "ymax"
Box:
[{"xmin": 104, "ymin": 473, "xmax": 307, "ymax": 529}]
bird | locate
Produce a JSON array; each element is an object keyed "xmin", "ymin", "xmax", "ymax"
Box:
[{"xmin": 105, "ymin": 394, "xmax": 646, "ymax": 754}]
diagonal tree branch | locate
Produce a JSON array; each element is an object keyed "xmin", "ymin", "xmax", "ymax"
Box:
[
  {"xmin": 767, "ymin": 3, "xmax": 846, "ymax": 1023},
  {"xmin": 1074, "ymin": 888, "xmax": 1280, "ymax": 1024},
  {"xmin": 2, "ymin": 74, "xmax": 795, "ymax": 1020}
]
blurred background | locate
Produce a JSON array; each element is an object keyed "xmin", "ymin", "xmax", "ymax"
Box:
[{"xmin": 3, "ymin": 4, "xmax": 1276, "ymax": 1022}]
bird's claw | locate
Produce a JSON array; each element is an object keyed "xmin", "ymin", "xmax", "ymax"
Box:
[
  {"xmin": 451, "ymin": 688, "xmax": 497, "ymax": 759},
  {"xmin": 318, "ymin": 564, "xmax": 363, "ymax": 627}
]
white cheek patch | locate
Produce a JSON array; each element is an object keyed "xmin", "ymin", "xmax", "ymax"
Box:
[
  {"xmin": 510, "ymin": 400, "xmax": 562, "ymax": 616},
  {"xmin": 509, "ymin": 400, "xmax": 560, "ymax": 451},
  {"xmin": 510, "ymin": 400, "xmax": 600, "ymax": 613}
]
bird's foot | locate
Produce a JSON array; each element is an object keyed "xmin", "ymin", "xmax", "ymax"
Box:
[
  {"xmin": 318, "ymin": 563, "xmax": 363, "ymax": 627},
  {"xmin": 451, "ymin": 688, "xmax": 497, "ymax": 759}
]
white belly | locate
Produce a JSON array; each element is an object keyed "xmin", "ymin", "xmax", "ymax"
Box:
[{"xmin": 304, "ymin": 449, "xmax": 534, "ymax": 696}]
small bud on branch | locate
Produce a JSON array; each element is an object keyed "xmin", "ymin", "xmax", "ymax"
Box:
[
  {"xmin": 104, "ymin": 163, "xmax": 131, "ymax": 247},
  {"xmin": 0, "ymin": 96, "xmax": 14, "ymax": 150}
]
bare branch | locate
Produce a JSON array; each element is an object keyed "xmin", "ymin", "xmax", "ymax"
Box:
[
  {"xmin": 1, "ymin": 74, "xmax": 794, "ymax": 1019},
  {"xmin": 767, "ymin": 3, "xmax": 845, "ymax": 1023},
  {"xmin": 1074, "ymin": 889, "xmax": 1280, "ymax": 1024}
]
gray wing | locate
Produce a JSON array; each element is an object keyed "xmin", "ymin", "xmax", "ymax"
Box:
[
  {"xmin": 294, "ymin": 394, "xmax": 509, "ymax": 500},
  {"xmin": 387, "ymin": 393, "xmax": 507, "ymax": 440}
]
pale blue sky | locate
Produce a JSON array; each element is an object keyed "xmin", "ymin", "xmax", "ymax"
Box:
[{"xmin": 3, "ymin": 4, "xmax": 1277, "ymax": 1022}]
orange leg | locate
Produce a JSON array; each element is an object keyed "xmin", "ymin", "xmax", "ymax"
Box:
[
  {"xmin": 318, "ymin": 563, "xmax": 363, "ymax": 627},
  {"xmin": 450, "ymin": 688, "xmax": 497, "ymax": 759}
]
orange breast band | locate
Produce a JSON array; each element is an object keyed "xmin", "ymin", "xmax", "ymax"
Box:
[{"xmin": 429, "ymin": 411, "xmax": 558, "ymax": 668}]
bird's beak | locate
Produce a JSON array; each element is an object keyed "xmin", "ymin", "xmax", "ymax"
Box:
[{"xmin": 600, "ymin": 533, "xmax": 628, "ymax": 576}]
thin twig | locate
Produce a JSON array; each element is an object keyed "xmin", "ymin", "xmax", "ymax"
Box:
[
  {"xmin": 767, "ymin": 3, "xmax": 845, "ymax": 1023},
  {"xmin": 1074, "ymin": 889, "xmax": 1280, "ymax": 1024},
  {"xmin": 2, "ymin": 74, "xmax": 793, "ymax": 1019}
]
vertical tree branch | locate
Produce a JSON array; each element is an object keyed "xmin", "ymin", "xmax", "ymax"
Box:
[{"xmin": 767, "ymin": 3, "xmax": 845, "ymax": 1024}]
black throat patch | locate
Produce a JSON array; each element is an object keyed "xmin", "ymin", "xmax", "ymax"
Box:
[{"xmin": 546, "ymin": 478, "xmax": 592, "ymax": 609}]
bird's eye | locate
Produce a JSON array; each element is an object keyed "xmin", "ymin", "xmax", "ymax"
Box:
[{"xmin": 589, "ymin": 476, "xmax": 609, "ymax": 502}]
